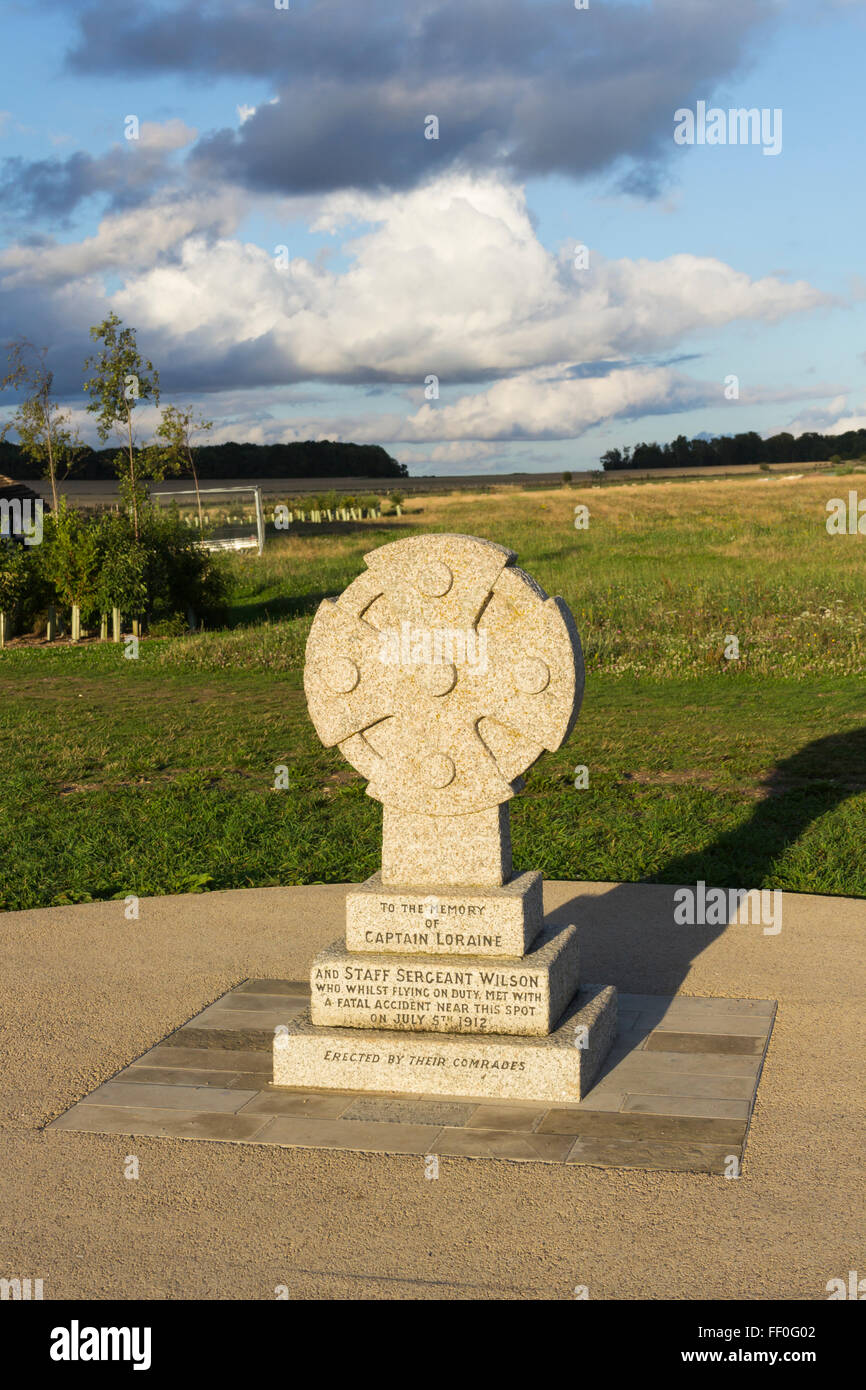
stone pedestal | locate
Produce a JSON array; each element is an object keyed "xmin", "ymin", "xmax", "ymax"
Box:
[
  {"xmin": 274, "ymin": 986, "xmax": 617, "ymax": 1104},
  {"xmin": 275, "ymin": 878, "xmax": 617, "ymax": 1099},
  {"xmin": 345, "ymin": 870, "xmax": 543, "ymax": 956},
  {"xmin": 311, "ymin": 921, "xmax": 579, "ymax": 1036},
  {"xmin": 273, "ymin": 989, "xmax": 619, "ymax": 1106}
]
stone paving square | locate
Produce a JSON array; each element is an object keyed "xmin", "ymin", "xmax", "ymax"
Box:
[{"xmin": 49, "ymin": 979, "xmax": 775, "ymax": 1173}]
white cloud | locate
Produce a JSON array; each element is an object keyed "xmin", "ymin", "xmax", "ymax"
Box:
[
  {"xmin": 400, "ymin": 441, "xmax": 501, "ymax": 466},
  {"xmin": 236, "ymin": 97, "xmax": 279, "ymax": 127},
  {"xmin": 783, "ymin": 396, "xmax": 866, "ymax": 436},
  {"xmin": 0, "ymin": 172, "xmax": 836, "ymax": 448},
  {"xmin": 0, "ymin": 191, "xmax": 244, "ymax": 286},
  {"xmin": 274, "ymin": 365, "xmax": 714, "ymax": 445},
  {"xmin": 826, "ymin": 412, "xmax": 866, "ymax": 432},
  {"xmin": 137, "ymin": 119, "xmax": 198, "ymax": 152},
  {"xmin": 392, "ymin": 365, "xmax": 712, "ymax": 441},
  {"xmin": 96, "ymin": 173, "xmax": 829, "ymax": 387}
]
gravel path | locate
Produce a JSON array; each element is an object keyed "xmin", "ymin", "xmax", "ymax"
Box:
[{"xmin": 1, "ymin": 881, "xmax": 862, "ymax": 1300}]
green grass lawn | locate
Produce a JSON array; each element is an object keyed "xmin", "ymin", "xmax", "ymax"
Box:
[{"xmin": 2, "ymin": 476, "xmax": 865, "ymax": 910}]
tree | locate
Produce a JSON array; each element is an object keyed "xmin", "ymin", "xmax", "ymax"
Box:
[
  {"xmin": 0, "ymin": 540, "xmax": 33, "ymax": 645},
  {"xmin": 83, "ymin": 314, "xmax": 159, "ymax": 540},
  {"xmin": 600, "ymin": 447, "xmax": 632, "ymax": 471},
  {"xmin": 136, "ymin": 506, "xmax": 227, "ymax": 626},
  {"xmin": 0, "ymin": 338, "xmax": 83, "ymax": 510},
  {"xmin": 156, "ymin": 404, "xmax": 213, "ymax": 538},
  {"xmin": 38, "ymin": 500, "xmax": 101, "ymax": 638},
  {"xmin": 92, "ymin": 512, "xmax": 148, "ymax": 627}
]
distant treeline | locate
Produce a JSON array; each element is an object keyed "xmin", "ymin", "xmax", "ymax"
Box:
[
  {"xmin": 600, "ymin": 430, "xmax": 866, "ymax": 471},
  {"xmin": 0, "ymin": 438, "xmax": 408, "ymax": 482}
]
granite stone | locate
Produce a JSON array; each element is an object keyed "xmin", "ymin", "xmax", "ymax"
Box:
[
  {"xmin": 303, "ymin": 533, "xmax": 583, "ymax": 887},
  {"xmin": 277, "ymin": 531, "xmax": 619, "ymax": 1106},
  {"xmin": 345, "ymin": 870, "xmax": 543, "ymax": 957},
  {"xmin": 274, "ymin": 986, "xmax": 617, "ymax": 1103},
  {"xmin": 309, "ymin": 922, "xmax": 580, "ymax": 1036}
]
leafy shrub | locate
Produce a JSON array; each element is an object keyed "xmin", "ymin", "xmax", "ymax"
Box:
[
  {"xmin": 0, "ymin": 540, "xmax": 36, "ymax": 635},
  {"xmin": 312, "ymin": 489, "xmax": 340, "ymax": 513},
  {"xmin": 35, "ymin": 500, "xmax": 102, "ymax": 619},
  {"xmin": 137, "ymin": 506, "xmax": 228, "ymax": 625},
  {"xmin": 36, "ymin": 500, "xmax": 229, "ymax": 632}
]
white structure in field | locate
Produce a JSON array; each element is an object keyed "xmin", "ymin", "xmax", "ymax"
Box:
[{"xmin": 151, "ymin": 485, "xmax": 265, "ymax": 555}]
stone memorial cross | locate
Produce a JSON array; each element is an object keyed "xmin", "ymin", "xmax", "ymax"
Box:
[
  {"xmin": 304, "ymin": 533, "xmax": 585, "ymax": 886},
  {"xmin": 273, "ymin": 531, "xmax": 617, "ymax": 1103}
]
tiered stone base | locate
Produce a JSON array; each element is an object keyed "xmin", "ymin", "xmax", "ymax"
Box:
[
  {"xmin": 345, "ymin": 870, "xmax": 543, "ymax": 957},
  {"xmin": 310, "ymin": 921, "xmax": 579, "ymax": 1036},
  {"xmin": 273, "ymin": 985, "xmax": 618, "ymax": 1103},
  {"xmin": 277, "ymin": 867, "xmax": 618, "ymax": 1103}
]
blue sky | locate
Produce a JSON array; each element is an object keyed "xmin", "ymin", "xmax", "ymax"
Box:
[{"xmin": 0, "ymin": 0, "xmax": 864, "ymax": 474}]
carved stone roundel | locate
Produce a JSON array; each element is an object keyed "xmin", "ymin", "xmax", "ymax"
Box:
[{"xmin": 304, "ymin": 533, "xmax": 584, "ymax": 818}]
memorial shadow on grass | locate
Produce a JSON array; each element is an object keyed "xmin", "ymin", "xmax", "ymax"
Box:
[
  {"xmin": 226, "ymin": 589, "xmax": 335, "ymax": 627},
  {"xmin": 546, "ymin": 726, "xmax": 866, "ymax": 997}
]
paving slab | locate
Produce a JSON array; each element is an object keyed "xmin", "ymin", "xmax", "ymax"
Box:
[
  {"xmin": 2, "ymin": 879, "xmax": 862, "ymax": 1300},
  {"xmin": 132, "ymin": 1045, "xmax": 274, "ymax": 1072},
  {"xmin": 49, "ymin": 1105, "xmax": 273, "ymax": 1143},
  {"xmin": 536, "ymin": 1109, "xmax": 747, "ymax": 1145},
  {"xmin": 338, "ymin": 1098, "xmax": 477, "ymax": 1126},
  {"xmin": 566, "ymin": 1137, "xmax": 737, "ymax": 1174},
  {"xmin": 432, "ymin": 1127, "xmax": 575, "ymax": 1162},
  {"xmin": 464, "ymin": 1103, "xmax": 546, "ymax": 1131},
  {"xmin": 644, "ymin": 1030, "xmax": 764, "ymax": 1054},
  {"xmin": 253, "ymin": 1116, "xmax": 441, "ymax": 1154},
  {"xmin": 237, "ymin": 1091, "xmax": 353, "ymax": 1120},
  {"xmin": 48, "ymin": 977, "xmax": 773, "ymax": 1172},
  {"xmin": 82, "ymin": 1081, "xmax": 258, "ymax": 1113}
]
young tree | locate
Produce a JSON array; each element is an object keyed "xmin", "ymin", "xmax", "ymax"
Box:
[
  {"xmin": 38, "ymin": 500, "xmax": 101, "ymax": 640},
  {"xmin": 156, "ymin": 404, "xmax": 213, "ymax": 538},
  {"xmin": 0, "ymin": 540, "xmax": 33, "ymax": 646},
  {"xmin": 0, "ymin": 338, "xmax": 83, "ymax": 511},
  {"xmin": 92, "ymin": 511, "xmax": 148, "ymax": 634},
  {"xmin": 83, "ymin": 314, "xmax": 160, "ymax": 540}
]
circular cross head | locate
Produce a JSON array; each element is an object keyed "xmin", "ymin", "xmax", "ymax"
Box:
[{"xmin": 303, "ymin": 533, "xmax": 584, "ymax": 818}]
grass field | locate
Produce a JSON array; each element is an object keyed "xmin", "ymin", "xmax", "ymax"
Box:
[{"xmin": 2, "ymin": 474, "xmax": 864, "ymax": 910}]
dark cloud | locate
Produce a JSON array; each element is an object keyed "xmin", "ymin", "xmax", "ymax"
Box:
[
  {"xmin": 0, "ymin": 281, "xmax": 105, "ymax": 397},
  {"xmin": 0, "ymin": 140, "xmax": 182, "ymax": 223},
  {"xmin": 64, "ymin": 0, "xmax": 412, "ymax": 83},
  {"xmin": 52, "ymin": 0, "xmax": 776, "ymax": 199}
]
